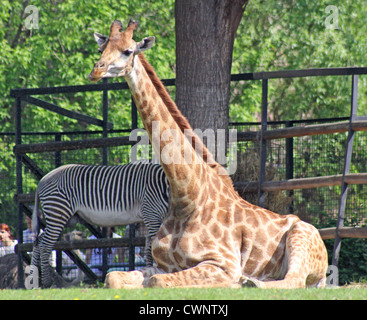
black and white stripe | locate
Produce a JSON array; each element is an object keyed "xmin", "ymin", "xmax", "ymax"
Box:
[{"xmin": 31, "ymin": 161, "xmax": 170, "ymax": 287}]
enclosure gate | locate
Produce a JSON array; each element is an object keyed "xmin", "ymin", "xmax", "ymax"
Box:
[{"xmin": 11, "ymin": 67, "xmax": 367, "ymax": 287}]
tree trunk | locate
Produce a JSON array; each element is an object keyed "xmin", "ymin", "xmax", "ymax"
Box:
[{"xmin": 175, "ymin": 0, "xmax": 248, "ymax": 136}]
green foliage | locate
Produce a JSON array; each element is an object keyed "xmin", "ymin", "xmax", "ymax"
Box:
[
  {"xmin": 325, "ymin": 238, "xmax": 367, "ymax": 285},
  {"xmin": 231, "ymin": 0, "xmax": 367, "ymax": 121},
  {"xmin": 0, "ymin": 0, "xmax": 175, "ymax": 229}
]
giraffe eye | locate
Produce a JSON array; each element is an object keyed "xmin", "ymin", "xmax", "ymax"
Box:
[{"xmin": 123, "ymin": 49, "xmax": 133, "ymax": 56}]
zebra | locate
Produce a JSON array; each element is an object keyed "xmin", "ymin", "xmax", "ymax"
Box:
[{"xmin": 31, "ymin": 161, "xmax": 170, "ymax": 287}]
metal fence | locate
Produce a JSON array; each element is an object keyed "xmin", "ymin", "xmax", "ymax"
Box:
[{"xmin": 6, "ymin": 67, "xmax": 367, "ymax": 287}]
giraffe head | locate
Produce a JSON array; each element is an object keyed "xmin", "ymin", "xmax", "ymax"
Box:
[{"xmin": 89, "ymin": 19, "xmax": 155, "ymax": 81}]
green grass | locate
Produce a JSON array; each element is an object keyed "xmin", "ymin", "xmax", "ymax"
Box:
[{"xmin": 0, "ymin": 287, "xmax": 366, "ymax": 300}]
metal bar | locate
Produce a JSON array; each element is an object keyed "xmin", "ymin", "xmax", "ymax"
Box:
[
  {"xmin": 129, "ymin": 224, "xmax": 136, "ymax": 271},
  {"xmin": 62, "ymin": 249, "xmax": 98, "ymax": 282},
  {"xmin": 101, "ymin": 78, "xmax": 109, "ymax": 282},
  {"xmin": 54, "ymin": 133, "xmax": 62, "ymax": 168},
  {"xmin": 15, "ymin": 97, "xmax": 25, "ymax": 289},
  {"xmin": 131, "ymin": 97, "xmax": 138, "ymax": 130},
  {"xmin": 102, "ymin": 78, "xmax": 109, "ymax": 165},
  {"xmin": 258, "ymin": 79, "xmax": 268, "ymax": 208},
  {"xmin": 332, "ymin": 75, "xmax": 359, "ymax": 277},
  {"xmin": 10, "ymin": 81, "xmax": 130, "ymax": 97},
  {"xmin": 285, "ymin": 121, "xmax": 294, "ymax": 214},
  {"xmin": 54, "ymin": 133, "xmax": 63, "ymax": 276},
  {"xmin": 13, "ymin": 136, "xmax": 133, "ymax": 154},
  {"xmin": 23, "ymin": 96, "xmax": 113, "ymax": 129},
  {"xmin": 236, "ymin": 120, "xmax": 367, "ymax": 142},
  {"xmin": 21, "ymin": 154, "xmax": 45, "ymax": 179},
  {"xmin": 16, "ymin": 237, "xmax": 146, "ymax": 252},
  {"xmin": 230, "ymin": 67, "xmax": 367, "ymax": 81},
  {"xmin": 9, "ymin": 67, "xmax": 367, "ymax": 98},
  {"xmin": 233, "ymin": 173, "xmax": 367, "ymax": 193}
]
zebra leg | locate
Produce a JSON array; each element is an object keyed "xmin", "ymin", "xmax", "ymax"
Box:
[
  {"xmin": 29, "ymin": 233, "xmax": 43, "ymax": 286},
  {"xmin": 145, "ymin": 236, "xmax": 153, "ymax": 267},
  {"xmin": 39, "ymin": 222, "xmax": 67, "ymax": 288}
]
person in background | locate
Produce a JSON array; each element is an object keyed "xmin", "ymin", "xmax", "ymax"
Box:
[
  {"xmin": 0, "ymin": 224, "xmax": 17, "ymax": 257},
  {"xmin": 23, "ymin": 215, "xmax": 36, "ymax": 244}
]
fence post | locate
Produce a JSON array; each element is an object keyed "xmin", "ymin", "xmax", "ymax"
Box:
[
  {"xmin": 129, "ymin": 96, "xmax": 138, "ymax": 271},
  {"xmin": 285, "ymin": 120, "xmax": 294, "ymax": 214},
  {"xmin": 15, "ymin": 97, "xmax": 25, "ymax": 289},
  {"xmin": 258, "ymin": 79, "xmax": 268, "ymax": 208},
  {"xmin": 102, "ymin": 78, "xmax": 109, "ymax": 282},
  {"xmin": 332, "ymin": 74, "xmax": 358, "ymax": 281},
  {"xmin": 131, "ymin": 97, "xmax": 138, "ymax": 130}
]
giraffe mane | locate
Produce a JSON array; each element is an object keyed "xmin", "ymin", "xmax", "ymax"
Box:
[{"xmin": 138, "ymin": 53, "xmax": 234, "ymax": 189}]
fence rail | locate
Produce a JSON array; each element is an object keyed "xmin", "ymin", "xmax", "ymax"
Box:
[{"xmin": 11, "ymin": 66, "xmax": 367, "ymax": 287}]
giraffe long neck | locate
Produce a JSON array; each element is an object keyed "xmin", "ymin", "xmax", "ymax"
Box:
[{"xmin": 125, "ymin": 54, "xmax": 233, "ymax": 215}]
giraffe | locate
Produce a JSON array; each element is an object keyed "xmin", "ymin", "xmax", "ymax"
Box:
[{"xmin": 88, "ymin": 19, "xmax": 328, "ymax": 289}]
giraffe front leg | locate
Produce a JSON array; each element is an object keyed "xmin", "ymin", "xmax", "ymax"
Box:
[
  {"xmin": 105, "ymin": 266, "xmax": 163, "ymax": 289},
  {"xmin": 148, "ymin": 264, "xmax": 239, "ymax": 288}
]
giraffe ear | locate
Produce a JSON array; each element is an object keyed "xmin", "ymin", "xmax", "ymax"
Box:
[
  {"xmin": 134, "ymin": 36, "xmax": 155, "ymax": 54},
  {"xmin": 94, "ymin": 32, "xmax": 108, "ymax": 47}
]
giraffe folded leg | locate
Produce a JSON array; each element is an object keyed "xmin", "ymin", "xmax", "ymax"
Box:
[
  {"xmin": 148, "ymin": 264, "xmax": 239, "ymax": 288},
  {"xmin": 105, "ymin": 267, "xmax": 163, "ymax": 289},
  {"xmin": 242, "ymin": 221, "xmax": 328, "ymax": 289}
]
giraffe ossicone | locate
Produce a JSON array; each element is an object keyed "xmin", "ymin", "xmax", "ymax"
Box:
[{"xmin": 89, "ymin": 19, "xmax": 328, "ymax": 289}]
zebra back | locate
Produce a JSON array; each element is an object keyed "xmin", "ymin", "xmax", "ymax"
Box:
[{"xmin": 34, "ymin": 161, "xmax": 170, "ymax": 230}]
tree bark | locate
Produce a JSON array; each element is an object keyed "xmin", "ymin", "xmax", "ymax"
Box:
[{"xmin": 175, "ymin": 0, "xmax": 248, "ymax": 136}]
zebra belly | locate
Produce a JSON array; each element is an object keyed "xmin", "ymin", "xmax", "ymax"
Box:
[{"xmin": 76, "ymin": 206, "xmax": 143, "ymax": 227}]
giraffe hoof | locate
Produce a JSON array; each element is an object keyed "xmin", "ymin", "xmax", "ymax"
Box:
[
  {"xmin": 240, "ymin": 276, "xmax": 261, "ymax": 288},
  {"xmin": 148, "ymin": 275, "xmax": 171, "ymax": 288}
]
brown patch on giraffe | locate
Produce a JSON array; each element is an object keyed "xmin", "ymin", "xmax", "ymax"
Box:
[
  {"xmin": 171, "ymin": 236, "xmax": 180, "ymax": 251},
  {"xmin": 134, "ymin": 93, "xmax": 141, "ymax": 102},
  {"xmin": 141, "ymin": 99, "xmax": 148, "ymax": 109},
  {"xmin": 179, "ymin": 236, "xmax": 191, "ymax": 253},
  {"xmin": 173, "ymin": 251, "xmax": 184, "ymax": 265},
  {"xmin": 246, "ymin": 214, "xmax": 259, "ymax": 228},
  {"xmin": 234, "ymin": 207, "xmax": 244, "ymax": 224},
  {"xmin": 266, "ymin": 223, "xmax": 280, "ymax": 238},
  {"xmin": 145, "ymin": 81, "xmax": 152, "ymax": 95},
  {"xmin": 222, "ymin": 229, "xmax": 232, "ymax": 245},
  {"xmin": 199, "ymin": 228, "xmax": 212, "ymax": 244},
  {"xmin": 140, "ymin": 105, "xmax": 153, "ymax": 120},
  {"xmin": 201, "ymin": 204, "xmax": 214, "ymax": 225},
  {"xmin": 175, "ymin": 168, "xmax": 189, "ymax": 181},
  {"xmin": 210, "ymin": 223, "xmax": 223, "ymax": 239},
  {"xmin": 266, "ymin": 242, "xmax": 278, "ymax": 257},
  {"xmin": 185, "ymin": 221, "xmax": 200, "ymax": 234},
  {"xmin": 188, "ymin": 181, "xmax": 200, "ymax": 198},
  {"xmin": 217, "ymin": 210, "xmax": 232, "ymax": 226}
]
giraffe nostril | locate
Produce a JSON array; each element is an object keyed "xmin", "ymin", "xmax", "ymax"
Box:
[{"xmin": 95, "ymin": 62, "xmax": 106, "ymax": 69}]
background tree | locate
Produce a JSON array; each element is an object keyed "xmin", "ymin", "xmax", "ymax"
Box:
[{"xmin": 175, "ymin": 0, "xmax": 248, "ymax": 136}]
